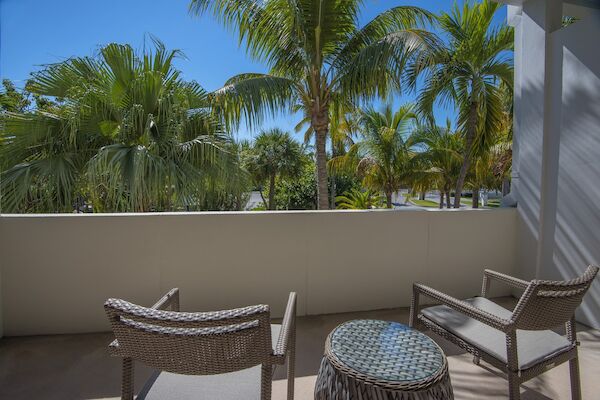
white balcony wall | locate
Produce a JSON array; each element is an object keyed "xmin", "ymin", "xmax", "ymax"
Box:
[
  {"xmin": 511, "ymin": 2, "xmax": 600, "ymax": 328},
  {"xmin": 0, "ymin": 263, "xmax": 2, "ymax": 338},
  {"xmin": 546, "ymin": 11, "xmax": 600, "ymax": 328},
  {"xmin": 0, "ymin": 209, "xmax": 516, "ymax": 337}
]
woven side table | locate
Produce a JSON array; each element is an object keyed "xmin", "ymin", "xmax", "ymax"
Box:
[{"xmin": 314, "ymin": 320, "xmax": 453, "ymax": 400}]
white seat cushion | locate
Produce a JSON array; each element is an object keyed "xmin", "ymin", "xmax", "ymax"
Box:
[
  {"xmin": 421, "ymin": 297, "xmax": 572, "ymax": 370},
  {"xmin": 137, "ymin": 324, "xmax": 281, "ymax": 400}
]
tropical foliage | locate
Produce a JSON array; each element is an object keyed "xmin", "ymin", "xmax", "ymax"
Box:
[
  {"xmin": 1, "ymin": 1, "xmax": 515, "ymax": 214},
  {"xmin": 1, "ymin": 80, "xmax": 32, "ymax": 113},
  {"xmin": 189, "ymin": 0, "xmax": 436, "ymax": 209},
  {"xmin": 329, "ymin": 104, "xmax": 416, "ymax": 208},
  {"xmin": 409, "ymin": 0, "xmax": 513, "ymax": 207},
  {"xmin": 242, "ymin": 129, "xmax": 304, "ymax": 210},
  {"xmin": 275, "ymin": 160, "xmax": 318, "ymax": 210},
  {"xmin": 336, "ymin": 188, "xmax": 382, "ymax": 210},
  {"xmin": 0, "ymin": 40, "xmax": 247, "ymax": 213},
  {"xmin": 468, "ymin": 141, "xmax": 510, "ymax": 206},
  {"xmin": 409, "ymin": 122, "xmax": 463, "ymax": 208}
]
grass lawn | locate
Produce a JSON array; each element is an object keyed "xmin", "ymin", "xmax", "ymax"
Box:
[
  {"xmin": 462, "ymin": 197, "xmax": 501, "ymax": 208},
  {"xmin": 410, "ymin": 199, "xmax": 440, "ymax": 208},
  {"xmin": 486, "ymin": 199, "xmax": 501, "ymax": 208},
  {"xmin": 410, "ymin": 197, "xmax": 501, "ymax": 209}
]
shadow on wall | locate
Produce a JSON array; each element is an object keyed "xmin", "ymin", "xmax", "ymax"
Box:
[
  {"xmin": 515, "ymin": 25, "xmax": 546, "ymax": 282},
  {"xmin": 550, "ymin": 14, "xmax": 600, "ymax": 328},
  {"xmin": 516, "ymin": 12, "xmax": 600, "ymax": 328}
]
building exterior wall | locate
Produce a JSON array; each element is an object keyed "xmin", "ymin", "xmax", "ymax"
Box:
[
  {"xmin": 0, "ymin": 233, "xmax": 3, "ymax": 338},
  {"xmin": 511, "ymin": 1, "xmax": 600, "ymax": 328},
  {"xmin": 550, "ymin": 12, "xmax": 600, "ymax": 327},
  {"xmin": 0, "ymin": 209, "xmax": 517, "ymax": 336},
  {"xmin": 511, "ymin": 1, "xmax": 548, "ymax": 281}
]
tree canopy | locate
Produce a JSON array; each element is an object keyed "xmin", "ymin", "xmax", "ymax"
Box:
[
  {"xmin": 0, "ymin": 40, "xmax": 247, "ymax": 213},
  {"xmin": 190, "ymin": 0, "xmax": 436, "ymax": 209}
]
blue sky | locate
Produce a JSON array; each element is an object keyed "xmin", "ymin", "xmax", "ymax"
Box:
[{"xmin": 1, "ymin": 0, "xmax": 506, "ymax": 142}]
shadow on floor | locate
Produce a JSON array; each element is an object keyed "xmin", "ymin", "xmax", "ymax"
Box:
[{"xmin": 1, "ymin": 297, "xmax": 598, "ymax": 399}]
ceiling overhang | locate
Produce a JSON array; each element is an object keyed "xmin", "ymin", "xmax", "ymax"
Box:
[{"xmin": 493, "ymin": 0, "xmax": 600, "ymax": 9}]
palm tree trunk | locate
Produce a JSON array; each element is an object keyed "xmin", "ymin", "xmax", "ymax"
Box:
[
  {"xmin": 259, "ymin": 187, "xmax": 268, "ymax": 209},
  {"xmin": 472, "ymin": 186, "xmax": 480, "ymax": 208},
  {"xmin": 330, "ymin": 143, "xmax": 337, "ymax": 209},
  {"xmin": 420, "ymin": 191, "xmax": 426, "ymax": 201},
  {"xmin": 330, "ymin": 179, "xmax": 336, "ymax": 209},
  {"xmin": 167, "ymin": 183, "xmax": 174, "ymax": 212},
  {"xmin": 386, "ymin": 191, "xmax": 393, "ymax": 208},
  {"xmin": 439, "ymin": 191, "xmax": 444, "ymax": 209},
  {"xmin": 313, "ymin": 105, "xmax": 330, "ymax": 210},
  {"xmin": 454, "ymin": 101, "xmax": 479, "ymax": 208},
  {"xmin": 268, "ymin": 174, "xmax": 276, "ymax": 210},
  {"xmin": 446, "ymin": 191, "xmax": 452, "ymax": 208}
]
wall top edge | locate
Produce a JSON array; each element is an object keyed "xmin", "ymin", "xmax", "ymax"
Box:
[{"xmin": 0, "ymin": 208, "xmax": 517, "ymax": 218}]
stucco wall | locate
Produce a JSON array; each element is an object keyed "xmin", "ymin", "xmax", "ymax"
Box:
[
  {"xmin": 513, "ymin": 0, "xmax": 551, "ymax": 281},
  {"xmin": 512, "ymin": 3, "xmax": 600, "ymax": 328},
  {"xmin": 550, "ymin": 13, "xmax": 600, "ymax": 328},
  {"xmin": 0, "ymin": 209, "xmax": 517, "ymax": 336},
  {"xmin": 0, "ymin": 231, "xmax": 3, "ymax": 338}
]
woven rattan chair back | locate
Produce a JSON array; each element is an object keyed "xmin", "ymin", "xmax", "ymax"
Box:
[
  {"xmin": 512, "ymin": 265, "xmax": 599, "ymax": 331},
  {"xmin": 104, "ymin": 298, "xmax": 273, "ymax": 375}
]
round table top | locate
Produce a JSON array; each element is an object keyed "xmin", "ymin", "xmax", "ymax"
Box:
[{"xmin": 327, "ymin": 319, "xmax": 446, "ymax": 384}]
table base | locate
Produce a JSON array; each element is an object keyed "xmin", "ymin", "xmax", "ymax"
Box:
[{"xmin": 314, "ymin": 356, "xmax": 454, "ymax": 400}]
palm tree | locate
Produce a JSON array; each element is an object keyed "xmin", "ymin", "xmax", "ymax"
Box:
[
  {"xmin": 497, "ymin": 81, "xmax": 514, "ymax": 197},
  {"xmin": 296, "ymin": 102, "xmax": 359, "ymax": 207},
  {"xmin": 242, "ymin": 129, "xmax": 303, "ymax": 210},
  {"xmin": 467, "ymin": 150, "xmax": 497, "ymax": 207},
  {"xmin": 468, "ymin": 102, "xmax": 513, "ymax": 207},
  {"xmin": 336, "ymin": 188, "xmax": 381, "ymax": 210},
  {"xmin": 0, "ymin": 80, "xmax": 31, "ymax": 113},
  {"xmin": 330, "ymin": 104, "xmax": 417, "ymax": 208},
  {"xmin": 409, "ymin": 122, "xmax": 463, "ymax": 209},
  {"xmin": 189, "ymin": 0, "xmax": 435, "ymax": 209},
  {"xmin": 411, "ymin": 0, "xmax": 513, "ymax": 208},
  {"xmin": 0, "ymin": 40, "xmax": 245, "ymax": 212},
  {"xmin": 467, "ymin": 81, "xmax": 513, "ymax": 208}
]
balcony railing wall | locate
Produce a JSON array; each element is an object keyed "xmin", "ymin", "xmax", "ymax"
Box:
[{"xmin": 0, "ymin": 208, "xmax": 517, "ymax": 337}]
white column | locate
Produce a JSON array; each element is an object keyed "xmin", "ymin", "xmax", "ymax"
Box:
[
  {"xmin": 513, "ymin": 0, "xmax": 563, "ymax": 279},
  {"xmin": 0, "ymin": 217, "xmax": 3, "ymax": 339},
  {"xmin": 533, "ymin": 0, "xmax": 564, "ymax": 277}
]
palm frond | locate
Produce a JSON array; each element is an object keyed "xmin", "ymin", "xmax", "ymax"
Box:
[
  {"xmin": 211, "ymin": 74, "xmax": 296, "ymax": 129},
  {"xmin": 2, "ymin": 39, "xmax": 248, "ymax": 212}
]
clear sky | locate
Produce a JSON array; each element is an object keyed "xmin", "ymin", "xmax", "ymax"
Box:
[{"xmin": 0, "ymin": 0, "xmax": 506, "ymax": 142}]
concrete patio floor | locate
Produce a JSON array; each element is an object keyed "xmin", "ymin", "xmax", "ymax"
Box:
[{"xmin": 1, "ymin": 297, "xmax": 599, "ymax": 399}]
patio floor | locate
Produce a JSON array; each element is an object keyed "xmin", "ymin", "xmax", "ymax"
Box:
[{"xmin": 1, "ymin": 297, "xmax": 599, "ymax": 399}]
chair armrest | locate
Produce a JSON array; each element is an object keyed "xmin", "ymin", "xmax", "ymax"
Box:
[
  {"xmin": 151, "ymin": 288, "xmax": 180, "ymax": 311},
  {"xmin": 482, "ymin": 270, "xmax": 529, "ymax": 297},
  {"xmin": 272, "ymin": 292, "xmax": 297, "ymax": 362},
  {"xmin": 412, "ymin": 283, "xmax": 512, "ymax": 332}
]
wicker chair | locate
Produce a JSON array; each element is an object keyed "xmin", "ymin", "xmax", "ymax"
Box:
[
  {"xmin": 409, "ymin": 265, "xmax": 599, "ymax": 400},
  {"xmin": 104, "ymin": 289, "xmax": 296, "ymax": 400}
]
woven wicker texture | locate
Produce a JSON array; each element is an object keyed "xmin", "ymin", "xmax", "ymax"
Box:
[
  {"xmin": 105, "ymin": 289, "xmax": 297, "ymax": 400},
  {"xmin": 315, "ymin": 320, "xmax": 453, "ymax": 400},
  {"xmin": 105, "ymin": 298, "xmax": 273, "ymax": 375},
  {"xmin": 409, "ymin": 265, "xmax": 599, "ymax": 400}
]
